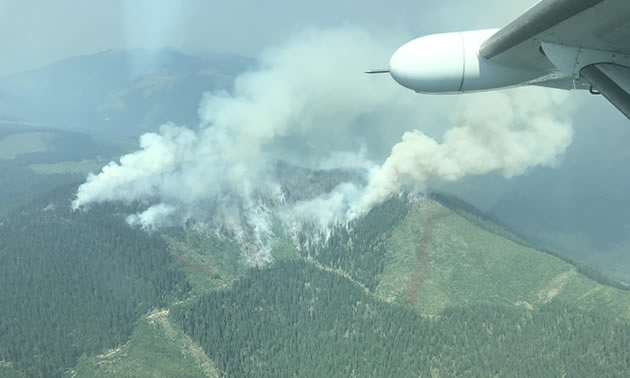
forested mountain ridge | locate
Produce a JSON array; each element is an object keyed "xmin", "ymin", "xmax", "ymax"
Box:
[
  {"xmin": 0, "ymin": 186, "xmax": 190, "ymax": 377},
  {"xmin": 164, "ymin": 196, "xmax": 630, "ymax": 377},
  {"xmin": 174, "ymin": 260, "xmax": 630, "ymax": 377},
  {"xmin": 294, "ymin": 196, "xmax": 630, "ymax": 318},
  {"xmin": 2, "ymin": 163, "xmax": 630, "ymax": 377},
  {"xmin": 72, "ymin": 193, "xmax": 630, "ymax": 377}
]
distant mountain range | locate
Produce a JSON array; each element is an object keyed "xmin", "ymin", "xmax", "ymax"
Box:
[{"xmin": 0, "ymin": 48, "xmax": 255, "ymax": 135}]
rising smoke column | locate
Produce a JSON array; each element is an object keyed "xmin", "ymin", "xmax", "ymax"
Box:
[
  {"xmin": 72, "ymin": 26, "xmax": 574, "ymax": 264},
  {"xmin": 73, "ymin": 27, "xmax": 400, "ymax": 264},
  {"xmin": 354, "ymin": 89, "xmax": 573, "ymax": 213}
]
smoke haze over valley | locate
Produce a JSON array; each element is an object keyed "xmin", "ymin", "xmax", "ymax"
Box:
[{"xmin": 70, "ymin": 27, "xmax": 574, "ymax": 265}]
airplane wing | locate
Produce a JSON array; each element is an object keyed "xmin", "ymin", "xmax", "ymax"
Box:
[{"xmin": 479, "ymin": 0, "xmax": 630, "ymax": 119}]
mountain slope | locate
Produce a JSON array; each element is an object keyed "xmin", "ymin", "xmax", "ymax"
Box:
[
  {"xmin": 374, "ymin": 198, "xmax": 630, "ymax": 317},
  {"xmin": 161, "ymin": 195, "xmax": 630, "ymax": 377},
  {"xmin": 0, "ymin": 187, "xmax": 190, "ymax": 378},
  {"xmin": 288, "ymin": 195, "xmax": 630, "ymax": 319},
  {"xmin": 0, "ymin": 123, "xmax": 126, "ymax": 217},
  {"xmin": 68, "ymin": 310, "xmax": 220, "ymax": 378},
  {"xmin": 3, "ymin": 176, "xmax": 630, "ymax": 377},
  {"xmin": 173, "ymin": 260, "xmax": 630, "ymax": 377}
]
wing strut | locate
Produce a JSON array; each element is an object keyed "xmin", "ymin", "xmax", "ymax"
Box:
[{"xmin": 581, "ymin": 64, "xmax": 630, "ymax": 120}]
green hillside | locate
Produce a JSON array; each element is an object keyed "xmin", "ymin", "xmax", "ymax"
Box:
[
  {"xmin": 2, "ymin": 173, "xmax": 630, "ymax": 377},
  {"xmin": 68, "ymin": 310, "xmax": 220, "ymax": 378},
  {"xmin": 0, "ymin": 187, "xmax": 190, "ymax": 377},
  {"xmin": 65, "ymin": 194, "xmax": 630, "ymax": 378},
  {"xmin": 128, "ymin": 195, "xmax": 630, "ymax": 377},
  {"xmin": 374, "ymin": 198, "xmax": 630, "ymax": 317},
  {"xmin": 173, "ymin": 260, "xmax": 630, "ymax": 377},
  {"xmin": 291, "ymin": 196, "xmax": 630, "ymax": 319},
  {"xmin": 0, "ymin": 125, "xmax": 127, "ymax": 217}
]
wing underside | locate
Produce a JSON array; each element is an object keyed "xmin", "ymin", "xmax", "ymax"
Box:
[{"xmin": 480, "ymin": 0, "xmax": 630, "ymax": 119}]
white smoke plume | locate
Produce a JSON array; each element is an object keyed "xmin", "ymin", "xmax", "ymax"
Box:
[
  {"xmin": 356, "ymin": 89, "xmax": 573, "ymax": 213},
  {"xmin": 72, "ymin": 26, "xmax": 574, "ymax": 264}
]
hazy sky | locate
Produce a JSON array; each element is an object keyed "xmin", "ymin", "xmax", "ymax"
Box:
[{"xmin": 0, "ymin": 0, "xmax": 534, "ymax": 75}]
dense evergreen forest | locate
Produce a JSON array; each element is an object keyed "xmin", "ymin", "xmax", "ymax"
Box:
[
  {"xmin": 298, "ymin": 197, "xmax": 409, "ymax": 291},
  {"xmin": 174, "ymin": 260, "xmax": 630, "ymax": 378},
  {"xmin": 0, "ymin": 185, "xmax": 190, "ymax": 377},
  {"xmin": 2, "ymin": 139, "xmax": 630, "ymax": 377}
]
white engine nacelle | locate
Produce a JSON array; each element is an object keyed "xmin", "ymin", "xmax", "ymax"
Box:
[{"xmin": 389, "ymin": 29, "xmax": 543, "ymax": 93}]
